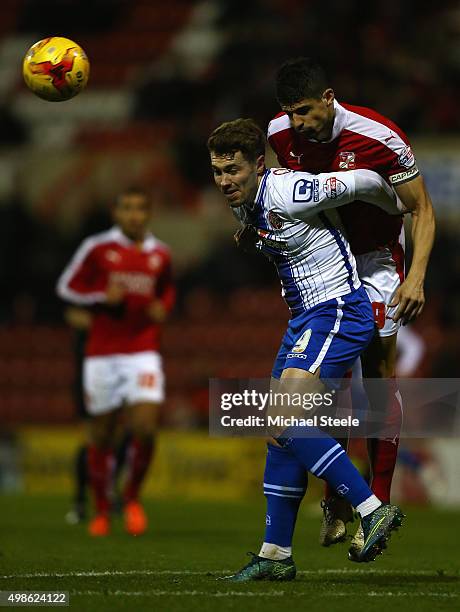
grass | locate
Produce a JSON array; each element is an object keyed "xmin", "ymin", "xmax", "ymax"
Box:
[{"xmin": 1, "ymin": 495, "xmax": 459, "ymax": 611}]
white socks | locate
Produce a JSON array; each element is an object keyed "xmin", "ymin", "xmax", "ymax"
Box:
[
  {"xmin": 356, "ymin": 494, "xmax": 382, "ymax": 518},
  {"xmin": 259, "ymin": 496, "xmax": 382, "ymax": 560},
  {"xmin": 259, "ymin": 542, "xmax": 292, "ymax": 560}
]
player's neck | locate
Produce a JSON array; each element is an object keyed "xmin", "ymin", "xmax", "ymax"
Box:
[
  {"xmin": 319, "ymin": 108, "xmax": 336, "ymax": 142},
  {"xmin": 241, "ymin": 175, "xmax": 265, "ymax": 209},
  {"xmin": 121, "ymin": 229, "xmax": 146, "ymax": 247}
]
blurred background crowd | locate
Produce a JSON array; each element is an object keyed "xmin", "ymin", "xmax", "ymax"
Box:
[{"xmin": 0, "ymin": 0, "xmax": 459, "ymax": 443}]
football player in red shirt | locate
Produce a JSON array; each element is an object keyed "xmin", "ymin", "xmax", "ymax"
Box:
[
  {"xmin": 267, "ymin": 58, "xmax": 435, "ymax": 558},
  {"xmin": 57, "ymin": 188, "xmax": 175, "ymax": 537}
]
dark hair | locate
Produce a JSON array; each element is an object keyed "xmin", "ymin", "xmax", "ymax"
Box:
[
  {"xmin": 207, "ymin": 118, "xmax": 266, "ymax": 163},
  {"xmin": 116, "ymin": 186, "xmax": 150, "ymax": 206},
  {"xmin": 276, "ymin": 57, "xmax": 328, "ymax": 105}
]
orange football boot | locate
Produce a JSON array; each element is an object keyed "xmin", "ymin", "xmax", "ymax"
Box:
[
  {"xmin": 124, "ymin": 501, "xmax": 148, "ymax": 536},
  {"xmin": 88, "ymin": 513, "xmax": 110, "ymax": 537}
]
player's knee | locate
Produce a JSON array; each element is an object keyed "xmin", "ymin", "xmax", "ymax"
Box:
[
  {"xmin": 131, "ymin": 425, "xmax": 155, "ymax": 442},
  {"xmin": 129, "ymin": 405, "xmax": 158, "ymax": 439},
  {"xmin": 87, "ymin": 413, "xmax": 115, "ymax": 448},
  {"xmin": 89, "ymin": 426, "xmax": 112, "ymax": 448}
]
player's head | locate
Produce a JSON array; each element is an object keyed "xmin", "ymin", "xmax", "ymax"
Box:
[
  {"xmin": 113, "ymin": 187, "xmax": 151, "ymax": 240},
  {"xmin": 276, "ymin": 57, "xmax": 335, "ymax": 141},
  {"xmin": 207, "ymin": 118, "xmax": 266, "ymax": 208}
]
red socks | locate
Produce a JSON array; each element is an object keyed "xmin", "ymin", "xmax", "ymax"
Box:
[
  {"xmin": 87, "ymin": 445, "xmax": 114, "ymax": 514},
  {"xmin": 323, "ymin": 376, "xmax": 402, "ymax": 504},
  {"xmin": 369, "ymin": 378, "xmax": 402, "ymax": 502},
  {"xmin": 368, "ymin": 438, "xmax": 399, "ymax": 502},
  {"xmin": 123, "ymin": 438, "xmax": 154, "ymax": 503}
]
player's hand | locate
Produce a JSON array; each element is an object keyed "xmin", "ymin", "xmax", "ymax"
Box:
[
  {"xmin": 234, "ymin": 224, "xmax": 259, "ymax": 253},
  {"xmin": 146, "ymin": 300, "xmax": 167, "ymax": 323},
  {"xmin": 390, "ymin": 276, "xmax": 425, "ymax": 324},
  {"xmin": 64, "ymin": 306, "xmax": 93, "ymax": 330},
  {"xmin": 105, "ymin": 282, "xmax": 126, "ymax": 305}
]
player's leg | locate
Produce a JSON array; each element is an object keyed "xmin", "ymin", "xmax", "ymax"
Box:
[
  {"xmin": 83, "ymin": 354, "xmax": 121, "ymax": 536},
  {"xmin": 225, "ymin": 290, "xmax": 403, "ymax": 580},
  {"xmin": 346, "ymin": 331, "xmax": 402, "ymax": 559},
  {"xmin": 112, "ymin": 429, "xmax": 133, "ymax": 512},
  {"xmin": 121, "ymin": 351, "xmax": 164, "ymax": 535},
  {"xmin": 86, "ymin": 411, "xmax": 119, "ymax": 536},
  {"xmin": 259, "ymin": 293, "xmax": 376, "ymax": 564},
  {"xmin": 67, "ymin": 332, "xmax": 90, "ymax": 525},
  {"xmin": 362, "ymin": 330, "xmax": 401, "ymax": 501},
  {"xmin": 360, "ymin": 248, "xmax": 403, "ymax": 502},
  {"xmin": 350, "ymin": 247, "xmax": 404, "ymax": 559},
  {"xmin": 274, "ymin": 368, "xmax": 404, "ymax": 565},
  {"xmin": 70, "ymin": 444, "xmax": 88, "ymax": 523},
  {"xmin": 275, "ymin": 290, "xmax": 403, "ymax": 561},
  {"xmin": 319, "ymin": 372, "xmax": 354, "ymax": 546},
  {"xmin": 228, "ymin": 367, "xmax": 403, "ymax": 580},
  {"xmin": 123, "ymin": 401, "xmax": 159, "ymax": 535},
  {"xmin": 227, "ymin": 325, "xmax": 306, "ymax": 581}
]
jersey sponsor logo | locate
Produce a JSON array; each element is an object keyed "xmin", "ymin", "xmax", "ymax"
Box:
[
  {"xmin": 398, "ymin": 145, "xmax": 415, "ymax": 168},
  {"xmin": 286, "ymin": 353, "xmax": 309, "ymax": 359},
  {"xmin": 289, "ymin": 151, "xmax": 304, "ymax": 164},
  {"xmin": 291, "ymin": 328, "xmax": 312, "ymax": 353},
  {"xmin": 293, "ymin": 178, "xmax": 320, "ymax": 202},
  {"xmin": 338, "ymin": 151, "xmax": 356, "ymax": 170},
  {"xmin": 389, "ymin": 166, "xmax": 419, "ymax": 185},
  {"xmin": 148, "ymin": 254, "xmax": 162, "ymax": 271},
  {"xmin": 324, "ymin": 177, "xmax": 347, "ymax": 199},
  {"xmin": 109, "ymin": 271, "xmax": 155, "ymax": 295},
  {"xmin": 268, "ymin": 211, "xmax": 284, "ymax": 229}
]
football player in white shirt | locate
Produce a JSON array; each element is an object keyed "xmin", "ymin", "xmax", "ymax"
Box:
[{"xmin": 207, "ymin": 118, "xmax": 405, "ymax": 580}]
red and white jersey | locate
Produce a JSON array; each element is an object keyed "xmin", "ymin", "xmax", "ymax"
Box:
[
  {"xmin": 268, "ymin": 100, "xmax": 419, "ymax": 254},
  {"xmin": 57, "ymin": 226, "xmax": 175, "ymax": 357}
]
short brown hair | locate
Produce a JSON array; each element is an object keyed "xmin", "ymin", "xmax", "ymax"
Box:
[{"xmin": 207, "ymin": 118, "xmax": 266, "ymax": 163}]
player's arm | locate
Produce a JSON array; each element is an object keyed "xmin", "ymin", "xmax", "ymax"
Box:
[
  {"xmin": 281, "ymin": 169, "xmax": 404, "ymax": 219},
  {"xmin": 56, "ymin": 239, "xmax": 125, "ymax": 306},
  {"xmin": 389, "ymin": 175, "xmax": 435, "ymax": 324},
  {"xmin": 146, "ymin": 252, "xmax": 176, "ymax": 323}
]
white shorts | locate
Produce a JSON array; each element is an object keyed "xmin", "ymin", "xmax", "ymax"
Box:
[
  {"xmin": 83, "ymin": 351, "xmax": 165, "ymax": 416},
  {"xmin": 356, "ymin": 239, "xmax": 405, "ymax": 338}
]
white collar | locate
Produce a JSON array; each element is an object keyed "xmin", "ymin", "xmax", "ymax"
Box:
[
  {"xmin": 110, "ymin": 226, "xmax": 157, "ymax": 252},
  {"xmin": 329, "ymin": 99, "xmax": 348, "ymax": 141}
]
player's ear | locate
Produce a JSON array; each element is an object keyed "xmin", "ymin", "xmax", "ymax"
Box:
[
  {"xmin": 256, "ymin": 154, "xmax": 266, "ymax": 176},
  {"xmin": 322, "ymin": 88, "xmax": 335, "ymax": 107}
]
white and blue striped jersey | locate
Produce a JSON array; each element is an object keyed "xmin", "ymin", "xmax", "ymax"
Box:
[{"xmin": 233, "ymin": 168, "xmax": 403, "ymax": 315}]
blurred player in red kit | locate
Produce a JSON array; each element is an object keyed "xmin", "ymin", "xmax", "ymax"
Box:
[
  {"xmin": 57, "ymin": 188, "xmax": 175, "ymax": 537},
  {"xmin": 268, "ymin": 58, "xmax": 435, "ymax": 558}
]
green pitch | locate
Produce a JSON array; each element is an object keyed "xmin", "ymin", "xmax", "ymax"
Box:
[{"xmin": 1, "ymin": 495, "xmax": 459, "ymax": 611}]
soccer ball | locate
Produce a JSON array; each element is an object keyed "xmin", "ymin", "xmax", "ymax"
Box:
[{"xmin": 22, "ymin": 37, "xmax": 90, "ymax": 102}]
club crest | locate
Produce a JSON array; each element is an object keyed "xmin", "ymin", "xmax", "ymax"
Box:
[{"xmin": 268, "ymin": 211, "xmax": 284, "ymax": 229}]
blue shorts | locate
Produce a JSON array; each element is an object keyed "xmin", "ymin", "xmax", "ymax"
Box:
[{"xmin": 272, "ymin": 287, "xmax": 374, "ymax": 383}]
